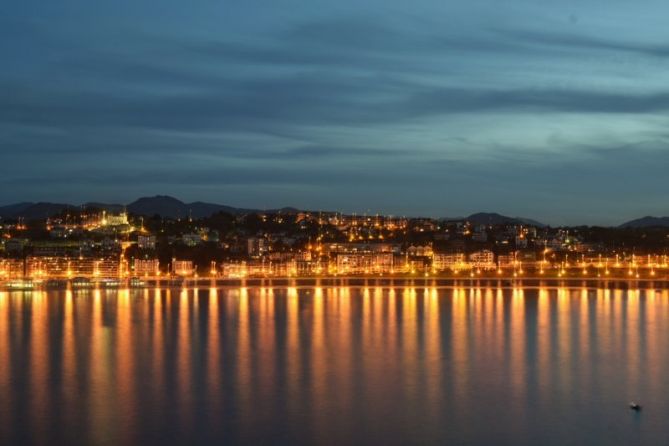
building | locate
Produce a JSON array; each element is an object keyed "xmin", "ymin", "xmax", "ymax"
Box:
[
  {"xmin": 472, "ymin": 230, "xmax": 488, "ymax": 243},
  {"xmin": 102, "ymin": 211, "xmax": 129, "ymax": 226},
  {"xmin": 221, "ymin": 262, "xmax": 247, "ymax": 278},
  {"xmin": 173, "ymin": 260, "xmax": 195, "ymax": 277},
  {"xmin": 138, "ymin": 235, "xmax": 156, "ymax": 250},
  {"xmin": 515, "ymin": 235, "xmax": 528, "ymax": 248},
  {"xmin": 469, "ymin": 250, "xmax": 495, "ymax": 270},
  {"xmin": 0, "ymin": 259, "xmax": 25, "ymax": 279},
  {"xmin": 324, "ymin": 243, "xmax": 396, "ymax": 255},
  {"xmin": 25, "ymin": 256, "xmax": 121, "ymax": 279},
  {"xmin": 432, "ymin": 253, "xmax": 466, "ymax": 271},
  {"xmin": 497, "ymin": 254, "xmax": 517, "ymax": 268},
  {"xmin": 335, "ymin": 253, "xmax": 394, "ymax": 274},
  {"xmin": 4, "ymin": 238, "xmax": 28, "ymax": 254},
  {"xmin": 247, "ymin": 237, "xmax": 268, "ymax": 257},
  {"xmin": 182, "ymin": 233, "xmax": 201, "ymax": 247},
  {"xmin": 134, "ymin": 259, "xmax": 160, "ymax": 276},
  {"xmin": 407, "ymin": 245, "xmax": 433, "ymax": 257}
]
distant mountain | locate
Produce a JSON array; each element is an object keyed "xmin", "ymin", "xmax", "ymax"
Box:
[
  {"xmin": 0, "ymin": 202, "xmax": 76, "ymax": 220},
  {"xmin": 126, "ymin": 196, "xmax": 193, "ymax": 218},
  {"xmin": 83, "ymin": 202, "xmax": 125, "ymax": 213},
  {"xmin": 126, "ymin": 196, "xmax": 257, "ymax": 218},
  {"xmin": 466, "ymin": 212, "xmax": 546, "ymax": 227},
  {"xmin": 0, "ymin": 202, "xmax": 34, "ymax": 218},
  {"xmin": 0, "ymin": 195, "xmax": 297, "ymax": 220},
  {"xmin": 515, "ymin": 217, "xmax": 548, "ymax": 228},
  {"xmin": 188, "ymin": 201, "xmax": 249, "ymax": 218},
  {"xmin": 619, "ymin": 216, "xmax": 669, "ymax": 228},
  {"xmin": 0, "ymin": 198, "xmax": 545, "ymax": 225}
]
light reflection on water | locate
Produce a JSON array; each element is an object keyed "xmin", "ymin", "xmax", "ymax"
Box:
[{"xmin": 1, "ymin": 287, "xmax": 669, "ymax": 445}]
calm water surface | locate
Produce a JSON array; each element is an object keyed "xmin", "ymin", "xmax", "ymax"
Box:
[{"xmin": 1, "ymin": 287, "xmax": 668, "ymax": 445}]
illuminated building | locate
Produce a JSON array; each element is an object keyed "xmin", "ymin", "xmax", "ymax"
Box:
[
  {"xmin": 102, "ymin": 211, "xmax": 129, "ymax": 226},
  {"xmin": 432, "ymin": 253, "xmax": 466, "ymax": 271},
  {"xmin": 336, "ymin": 252, "xmax": 394, "ymax": 274},
  {"xmin": 172, "ymin": 260, "xmax": 195, "ymax": 277},
  {"xmin": 407, "ymin": 245, "xmax": 433, "ymax": 257},
  {"xmin": 497, "ymin": 254, "xmax": 517, "ymax": 268},
  {"xmin": 25, "ymin": 256, "xmax": 121, "ymax": 279},
  {"xmin": 0, "ymin": 259, "xmax": 25, "ymax": 279},
  {"xmin": 469, "ymin": 250, "xmax": 495, "ymax": 270},
  {"xmin": 138, "ymin": 235, "xmax": 156, "ymax": 250},
  {"xmin": 182, "ymin": 233, "xmax": 201, "ymax": 247},
  {"xmin": 134, "ymin": 259, "xmax": 160, "ymax": 276}
]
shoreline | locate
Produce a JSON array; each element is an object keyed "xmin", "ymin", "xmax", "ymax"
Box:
[{"xmin": 4, "ymin": 274, "xmax": 669, "ymax": 291}]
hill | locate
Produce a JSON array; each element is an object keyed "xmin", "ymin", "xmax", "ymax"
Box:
[
  {"xmin": 619, "ymin": 216, "xmax": 669, "ymax": 228},
  {"xmin": 465, "ymin": 212, "xmax": 546, "ymax": 227}
]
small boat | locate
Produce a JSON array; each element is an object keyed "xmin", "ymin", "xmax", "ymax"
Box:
[
  {"xmin": 129, "ymin": 277, "xmax": 147, "ymax": 288},
  {"xmin": 71, "ymin": 277, "xmax": 93, "ymax": 289},
  {"xmin": 5, "ymin": 279, "xmax": 35, "ymax": 291},
  {"xmin": 629, "ymin": 402, "xmax": 642, "ymax": 411},
  {"xmin": 98, "ymin": 278, "xmax": 121, "ymax": 288}
]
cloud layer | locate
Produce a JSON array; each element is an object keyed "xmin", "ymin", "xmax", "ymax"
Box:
[{"xmin": 2, "ymin": 0, "xmax": 669, "ymax": 225}]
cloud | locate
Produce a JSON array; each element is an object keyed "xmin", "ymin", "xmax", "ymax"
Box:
[
  {"xmin": 495, "ymin": 28, "xmax": 669, "ymax": 58},
  {"xmin": 2, "ymin": 4, "xmax": 669, "ymax": 223}
]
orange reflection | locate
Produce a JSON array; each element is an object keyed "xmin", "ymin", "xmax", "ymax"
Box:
[
  {"xmin": 29, "ymin": 291, "xmax": 48, "ymax": 446},
  {"xmin": 0, "ymin": 292, "xmax": 10, "ymax": 427}
]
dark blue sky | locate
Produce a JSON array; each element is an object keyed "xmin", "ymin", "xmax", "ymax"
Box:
[{"xmin": 2, "ymin": 0, "xmax": 668, "ymax": 225}]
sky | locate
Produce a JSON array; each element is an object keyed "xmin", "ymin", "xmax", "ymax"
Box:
[{"xmin": 2, "ymin": 0, "xmax": 669, "ymax": 225}]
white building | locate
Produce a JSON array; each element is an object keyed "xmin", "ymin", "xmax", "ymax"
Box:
[
  {"xmin": 173, "ymin": 260, "xmax": 195, "ymax": 277},
  {"xmin": 407, "ymin": 245, "xmax": 433, "ymax": 257},
  {"xmin": 432, "ymin": 253, "xmax": 466, "ymax": 271},
  {"xmin": 469, "ymin": 250, "xmax": 495, "ymax": 270},
  {"xmin": 134, "ymin": 259, "xmax": 160, "ymax": 276},
  {"xmin": 102, "ymin": 211, "xmax": 129, "ymax": 226},
  {"xmin": 335, "ymin": 253, "xmax": 394, "ymax": 274}
]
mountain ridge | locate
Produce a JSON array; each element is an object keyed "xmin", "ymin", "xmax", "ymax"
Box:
[
  {"xmin": 0, "ymin": 196, "xmax": 294, "ymax": 220},
  {"xmin": 619, "ymin": 216, "xmax": 669, "ymax": 228},
  {"xmin": 1, "ymin": 197, "xmax": 663, "ymax": 227}
]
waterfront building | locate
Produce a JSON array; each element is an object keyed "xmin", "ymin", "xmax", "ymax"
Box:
[
  {"xmin": 26, "ymin": 256, "xmax": 121, "ymax": 279},
  {"xmin": 432, "ymin": 253, "xmax": 466, "ymax": 271},
  {"xmin": 335, "ymin": 252, "xmax": 394, "ymax": 274},
  {"xmin": 134, "ymin": 259, "xmax": 160, "ymax": 277},
  {"xmin": 172, "ymin": 260, "xmax": 195, "ymax": 277},
  {"xmin": 407, "ymin": 245, "xmax": 433, "ymax": 257},
  {"xmin": 497, "ymin": 253, "xmax": 517, "ymax": 268},
  {"xmin": 325, "ymin": 242, "xmax": 396, "ymax": 255},
  {"xmin": 221, "ymin": 262, "xmax": 247, "ymax": 278},
  {"xmin": 0, "ymin": 259, "xmax": 25, "ymax": 279},
  {"xmin": 469, "ymin": 250, "xmax": 495, "ymax": 270}
]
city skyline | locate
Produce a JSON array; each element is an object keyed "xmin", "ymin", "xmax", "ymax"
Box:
[
  {"xmin": 3, "ymin": 1, "xmax": 669, "ymax": 226},
  {"xmin": 0, "ymin": 194, "xmax": 667, "ymax": 228}
]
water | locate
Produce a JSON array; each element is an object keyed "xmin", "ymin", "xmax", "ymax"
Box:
[{"xmin": 1, "ymin": 286, "xmax": 668, "ymax": 445}]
